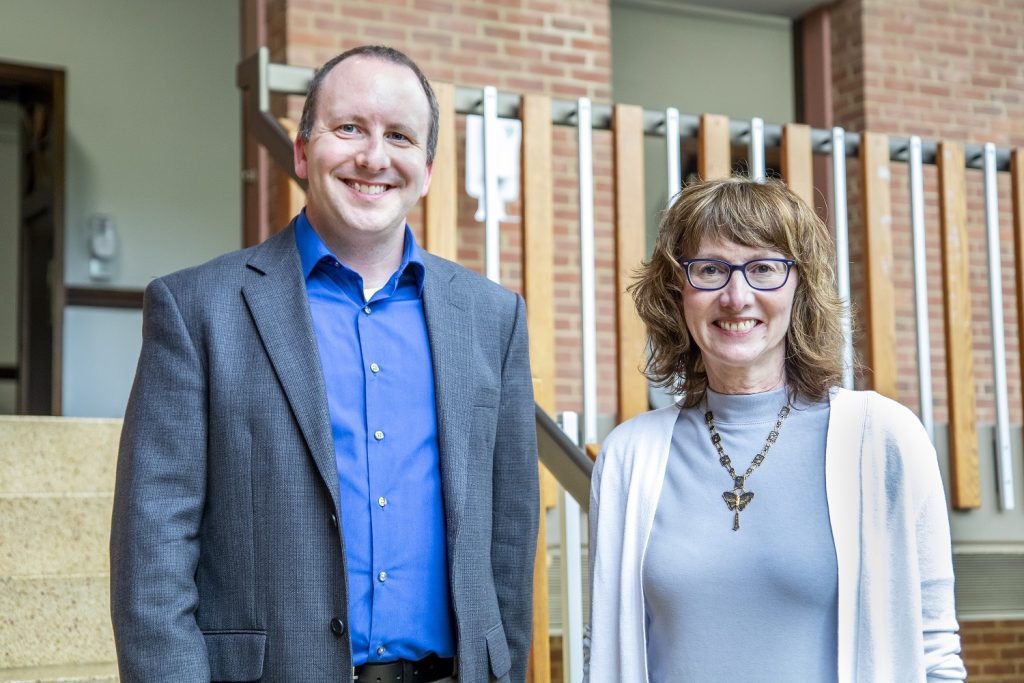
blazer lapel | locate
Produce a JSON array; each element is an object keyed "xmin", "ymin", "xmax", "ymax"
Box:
[
  {"xmin": 241, "ymin": 225, "xmax": 340, "ymax": 511},
  {"xmin": 422, "ymin": 254, "xmax": 474, "ymax": 543}
]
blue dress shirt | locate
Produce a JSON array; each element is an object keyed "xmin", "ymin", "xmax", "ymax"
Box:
[{"xmin": 295, "ymin": 211, "xmax": 454, "ymax": 665}]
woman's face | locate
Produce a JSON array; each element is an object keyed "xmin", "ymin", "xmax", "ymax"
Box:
[{"xmin": 681, "ymin": 236, "xmax": 798, "ymax": 394}]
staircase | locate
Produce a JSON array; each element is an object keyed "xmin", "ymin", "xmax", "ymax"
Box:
[{"xmin": 0, "ymin": 416, "xmax": 120, "ymax": 682}]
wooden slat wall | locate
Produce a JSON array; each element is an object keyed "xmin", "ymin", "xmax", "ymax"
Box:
[
  {"xmin": 937, "ymin": 142, "xmax": 981, "ymax": 509},
  {"xmin": 520, "ymin": 93, "xmax": 555, "ymax": 683},
  {"xmin": 859, "ymin": 132, "xmax": 898, "ymax": 399},
  {"xmin": 424, "ymin": 82, "xmax": 458, "ymax": 261},
  {"xmin": 781, "ymin": 123, "xmax": 814, "ymax": 206},
  {"xmin": 699, "ymin": 114, "xmax": 731, "ymax": 180},
  {"xmin": 612, "ymin": 104, "xmax": 649, "ymax": 423}
]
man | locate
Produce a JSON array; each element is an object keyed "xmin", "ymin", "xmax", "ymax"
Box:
[{"xmin": 110, "ymin": 45, "xmax": 538, "ymax": 683}]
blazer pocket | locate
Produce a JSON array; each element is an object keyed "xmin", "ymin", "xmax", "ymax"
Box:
[
  {"xmin": 474, "ymin": 385, "xmax": 501, "ymax": 409},
  {"xmin": 485, "ymin": 622, "xmax": 511, "ymax": 680},
  {"xmin": 203, "ymin": 629, "xmax": 267, "ymax": 682}
]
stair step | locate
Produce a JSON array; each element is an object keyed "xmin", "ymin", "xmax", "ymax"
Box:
[
  {"xmin": 0, "ymin": 493, "xmax": 112, "ymax": 576},
  {"xmin": 0, "ymin": 575, "xmax": 114, "ymax": 669},
  {"xmin": 0, "ymin": 663, "xmax": 118, "ymax": 682},
  {"xmin": 0, "ymin": 417, "xmax": 120, "ymax": 495}
]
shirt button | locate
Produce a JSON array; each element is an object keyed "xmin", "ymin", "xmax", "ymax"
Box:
[
  {"xmin": 333, "ymin": 261, "xmax": 340, "ymax": 268},
  {"xmin": 378, "ymin": 571, "xmax": 388, "ymax": 582},
  {"xmin": 378, "ymin": 496, "xmax": 387, "ymax": 508},
  {"xmin": 363, "ymin": 305, "xmax": 371, "ymax": 315},
  {"xmin": 370, "ymin": 362, "xmax": 380, "ymax": 374},
  {"xmin": 376, "ymin": 646, "xmax": 386, "ymax": 656},
  {"xmin": 329, "ymin": 513, "xmax": 338, "ymax": 528},
  {"xmin": 374, "ymin": 430, "xmax": 384, "ymax": 441}
]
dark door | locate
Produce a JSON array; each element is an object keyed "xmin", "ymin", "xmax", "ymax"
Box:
[{"xmin": 0, "ymin": 60, "xmax": 65, "ymax": 415}]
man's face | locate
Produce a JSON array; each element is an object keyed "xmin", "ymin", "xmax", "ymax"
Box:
[{"xmin": 294, "ymin": 56, "xmax": 433, "ymax": 244}]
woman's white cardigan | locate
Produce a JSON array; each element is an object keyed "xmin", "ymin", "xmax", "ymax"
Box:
[{"xmin": 584, "ymin": 388, "xmax": 966, "ymax": 682}]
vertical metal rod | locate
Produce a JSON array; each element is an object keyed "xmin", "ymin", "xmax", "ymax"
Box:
[
  {"xmin": 557, "ymin": 411, "xmax": 584, "ymax": 683},
  {"xmin": 908, "ymin": 136, "xmax": 935, "ymax": 442},
  {"xmin": 831, "ymin": 127, "xmax": 854, "ymax": 389},
  {"xmin": 983, "ymin": 142, "xmax": 1016, "ymax": 511},
  {"xmin": 749, "ymin": 117, "xmax": 765, "ymax": 182},
  {"xmin": 482, "ymin": 86, "xmax": 501, "ymax": 283},
  {"xmin": 665, "ymin": 107, "xmax": 681, "ymax": 206},
  {"xmin": 577, "ymin": 97, "xmax": 599, "ymax": 447}
]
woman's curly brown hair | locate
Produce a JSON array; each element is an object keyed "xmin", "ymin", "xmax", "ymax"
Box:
[{"xmin": 629, "ymin": 176, "xmax": 847, "ymax": 408}]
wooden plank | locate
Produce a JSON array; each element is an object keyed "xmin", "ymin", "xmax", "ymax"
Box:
[
  {"xmin": 520, "ymin": 93, "xmax": 554, "ymax": 683},
  {"xmin": 698, "ymin": 113, "xmax": 731, "ymax": 180},
  {"xmin": 273, "ymin": 117, "xmax": 306, "ymax": 230},
  {"xmin": 1013, "ymin": 149, "xmax": 1024, "ymax": 498},
  {"xmin": 937, "ymin": 142, "xmax": 980, "ymax": 509},
  {"xmin": 859, "ymin": 132, "xmax": 898, "ymax": 399},
  {"xmin": 612, "ymin": 104, "xmax": 649, "ymax": 422},
  {"xmin": 781, "ymin": 123, "xmax": 814, "ymax": 207},
  {"xmin": 424, "ymin": 82, "xmax": 458, "ymax": 261}
]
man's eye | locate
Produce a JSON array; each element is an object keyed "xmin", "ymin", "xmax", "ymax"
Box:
[
  {"xmin": 338, "ymin": 124, "xmax": 357, "ymax": 134},
  {"xmin": 388, "ymin": 131, "xmax": 410, "ymax": 142}
]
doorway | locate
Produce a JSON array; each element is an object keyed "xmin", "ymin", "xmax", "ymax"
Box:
[{"xmin": 0, "ymin": 60, "xmax": 65, "ymax": 415}]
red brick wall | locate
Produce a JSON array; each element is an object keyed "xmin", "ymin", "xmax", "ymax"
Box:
[
  {"xmin": 272, "ymin": 0, "xmax": 615, "ymax": 415},
  {"xmin": 831, "ymin": 0, "xmax": 1024, "ymax": 426},
  {"xmin": 962, "ymin": 620, "xmax": 1024, "ymax": 682}
]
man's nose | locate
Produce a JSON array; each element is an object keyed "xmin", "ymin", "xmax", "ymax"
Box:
[{"xmin": 356, "ymin": 135, "xmax": 390, "ymax": 171}]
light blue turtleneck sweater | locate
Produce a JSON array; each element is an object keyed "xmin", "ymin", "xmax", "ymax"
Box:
[{"xmin": 643, "ymin": 386, "xmax": 838, "ymax": 682}]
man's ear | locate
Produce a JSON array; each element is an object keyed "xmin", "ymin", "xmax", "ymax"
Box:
[
  {"xmin": 420, "ymin": 164, "xmax": 433, "ymax": 197},
  {"xmin": 293, "ymin": 135, "xmax": 309, "ymax": 179}
]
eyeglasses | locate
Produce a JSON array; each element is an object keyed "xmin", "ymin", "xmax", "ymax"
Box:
[{"xmin": 680, "ymin": 258, "xmax": 796, "ymax": 291}]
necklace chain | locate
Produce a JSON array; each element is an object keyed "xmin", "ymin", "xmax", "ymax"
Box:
[{"xmin": 703, "ymin": 403, "xmax": 791, "ymax": 531}]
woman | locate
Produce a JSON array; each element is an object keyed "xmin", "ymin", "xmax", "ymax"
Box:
[{"xmin": 584, "ymin": 177, "xmax": 965, "ymax": 682}]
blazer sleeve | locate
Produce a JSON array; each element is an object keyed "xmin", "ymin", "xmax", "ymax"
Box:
[
  {"xmin": 109, "ymin": 276, "xmax": 211, "ymax": 681},
  {"xmin": 490, "ymin": 293, "xmax": 540, "ymax": 683}
]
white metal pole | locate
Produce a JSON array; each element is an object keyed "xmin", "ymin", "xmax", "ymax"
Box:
[
  {"xmin": 749, "ymin": 117, "xmax": 765, "ymax": 182},
  {"xmin": 831, "ymin": 127, "xmax": 854, "ymax": 389},
  {"xmin": 577, "ymin": 98, "xmax": 598, "ymax": 446},
  {"xmin": 908, "ymin": 136, "xmax": 935, "ymax": 442},
  {"xmin": 665, "ymin": 107, "xmax": 680, "ymax": 206},
  {"xmin": 983, "ymin": 142, "xmax": 1016, "ymax": 511},
  {"xmin": 557, "ymin": 411, "xmax": 584, "ymax": 683}
]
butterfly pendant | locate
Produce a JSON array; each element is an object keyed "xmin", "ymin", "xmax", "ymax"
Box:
[{"xmin": 722, "ymin": 489, "xmax": 754, "ymax": 531}]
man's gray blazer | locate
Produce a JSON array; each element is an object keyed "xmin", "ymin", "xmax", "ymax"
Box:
[{"xmin": 109, "ymin": 224, "xmax": 539, "ymax": 682}]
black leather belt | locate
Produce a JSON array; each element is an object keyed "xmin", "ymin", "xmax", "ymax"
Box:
[{"xmin": 354, "ymin": 654, "xmax": 454, "ymax": 683}]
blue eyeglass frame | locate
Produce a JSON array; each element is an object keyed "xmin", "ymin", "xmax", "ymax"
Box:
[{"xmin": 679, "ymin": 258, "xmax": 797, "ymax": 291}]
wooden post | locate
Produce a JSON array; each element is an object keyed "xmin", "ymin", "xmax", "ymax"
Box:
[
  {"xmin": 699, "ymin": 113, "xmax": 731, "ymax": 180},
  {"xmin": 424, "ymin": 82, "xmax": 458, "ymax": 261},
  {"xmin": 1013, "ymin": 150, "xmax": 1024, "ymax": 477},
  {"xmin": 937, "ymin": 142, "xmax": 980, "ymax": 509},
  {"xmin": 521, "ymin": 93, "xmax": 555, "ymax": 683},
  {"xmin": 781, "ymin": 123, "xmax": 814, "ymax": 207},
  {"xmin": 859, "ymin": 132, "xmax": 897, "ymax": 399},
  {"xmin": 612, "ymin": 104, "xmax": 649, "ymax": 423}
]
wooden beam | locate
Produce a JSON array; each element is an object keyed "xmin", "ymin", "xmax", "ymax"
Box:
[
  {"xmin": 859, "ymin": 132, "xmax": 897, "ymax": 399},
  {"xmin": 424, "ymin": 82, "xmax": 458, "ymax": 261},
  {"xmin": 781, "ymin": 123, "xmax": 814, "ymax": 207},
  {"xmin": 272, "ymin": 117, "xmax": 305, "ymax": 230},
  {"xmin": 612, "ymin": 104, "xmax": 649, "ymax": 422},
  {"xmin": 520, "ymin": 92, "xmax": 554, "ymax": 683},
  {"xmin": 241, "ymin": 0, "xmax": 269, "ymax": 247},
  {"xmin": 1013, "ymin": 149, "xmax": 1024, "ymax": 502},
  {"xmin": 937, "ymin": 142, "xmax": 980, "ymax": 509},
  {"xmin": 698, "ymin": 113, "xmax": 731, "ymax": 180}
]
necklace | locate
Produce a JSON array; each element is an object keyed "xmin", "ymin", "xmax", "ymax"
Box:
[{"xmin": 703, "ymin": 403, "xmax": 791, "ymax": 531}]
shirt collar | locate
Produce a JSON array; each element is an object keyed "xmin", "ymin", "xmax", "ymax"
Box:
[{"xmin": 294, "ymin": 209, "xmax": 426, "ymax": 295}]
